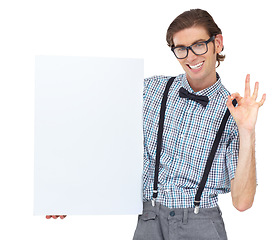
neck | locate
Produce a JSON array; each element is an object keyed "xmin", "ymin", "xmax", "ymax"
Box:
[{"xmin": 187, "ymin": 71, "xmax": 217, "ymax": 92}]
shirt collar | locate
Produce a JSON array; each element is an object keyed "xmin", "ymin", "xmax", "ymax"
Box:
[{"xmin": 181, "ymin": 73, "xmax": 222, "ymax": 101}]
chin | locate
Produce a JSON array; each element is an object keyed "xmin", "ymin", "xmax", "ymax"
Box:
[{"xmin": 184, "ymin": 71, "xmax": 205, "ymax": 82}]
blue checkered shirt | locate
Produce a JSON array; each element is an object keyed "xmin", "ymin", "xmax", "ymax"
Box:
[{"xmin": 142, "ymin": 74, "xmax": 239, "ymax": 208}]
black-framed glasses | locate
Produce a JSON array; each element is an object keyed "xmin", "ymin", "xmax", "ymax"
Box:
[{"xmin": 171, "ymin": 36, "xmax": 215, "ymax": 59}]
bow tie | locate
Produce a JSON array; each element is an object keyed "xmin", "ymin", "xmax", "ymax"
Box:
[{"xmin": 179, "ymin": 87, "xmax": 209, "ymax": 107}]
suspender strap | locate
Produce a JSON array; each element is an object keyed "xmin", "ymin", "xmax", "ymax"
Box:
[
  {"xmin": 194, "ymin": 98, "xmax": 237, "ymax": 214},
  {"xmin": 152, "ymin": 77, "xmax": 175, "ymax": 206}
]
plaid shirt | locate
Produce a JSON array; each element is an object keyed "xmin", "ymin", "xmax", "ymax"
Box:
[{"xmin": 142, "ymin": 73, "xmax": 239, "ymax": 208}]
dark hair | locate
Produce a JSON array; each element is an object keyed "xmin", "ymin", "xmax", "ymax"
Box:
[{"xmin": 166, "ymin": 9, "xmax": 225, "ymax": 67}]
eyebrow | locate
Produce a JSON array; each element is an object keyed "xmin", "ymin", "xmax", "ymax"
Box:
[{"xmin": 174, "ymin": 38, "xmax": 207, "ymax": 48}]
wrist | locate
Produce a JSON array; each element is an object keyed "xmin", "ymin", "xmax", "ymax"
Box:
[
  {"xmin": 238, "ymin": 129, "xmax": 256, "ymax": 152},
  {"xmin": 238, "ymin": 127, "xmax": 255, "ymax": 140}
]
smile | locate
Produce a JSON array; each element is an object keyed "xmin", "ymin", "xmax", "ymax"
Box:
[{"xmin": 187, "ymin": 61, "xmax": 204, "ymax": 70}]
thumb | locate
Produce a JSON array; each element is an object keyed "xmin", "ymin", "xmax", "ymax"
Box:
[{"xmin": 226, "ymin": 95, "xmax": 235, "ymax": 116}]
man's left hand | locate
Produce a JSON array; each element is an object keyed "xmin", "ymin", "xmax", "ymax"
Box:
[{"xmin": 226, "ymin": 74, "xmax": 266, "ymax": 132}]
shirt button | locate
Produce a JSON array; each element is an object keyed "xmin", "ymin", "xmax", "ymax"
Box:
[{"xmin": 170, "ymin": 211, "xmax": 175, "ymax": 217}]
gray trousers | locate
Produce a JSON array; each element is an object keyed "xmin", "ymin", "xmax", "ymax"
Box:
[{"xmin": 133, "ymin": 201, "xmax": 228, "ymax": 240}]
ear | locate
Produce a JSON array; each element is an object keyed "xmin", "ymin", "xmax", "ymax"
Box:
[{"xmin": 215, "ymin": 34, "xmax": 224, "ymax": 54}]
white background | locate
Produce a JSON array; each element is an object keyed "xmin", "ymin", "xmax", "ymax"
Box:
[{"xmin": 0, "ymin": 0, "xmax": 276, "ymax": 239}]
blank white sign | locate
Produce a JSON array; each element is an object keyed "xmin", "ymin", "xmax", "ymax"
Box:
[{"xmin": 34, "ymin": 56, "xmax": 144, "ymax": 215}]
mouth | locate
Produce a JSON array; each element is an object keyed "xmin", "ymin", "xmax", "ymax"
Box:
[{"xmin": 187, "ymin": 61, "xmax": 204, "ymax": 70}]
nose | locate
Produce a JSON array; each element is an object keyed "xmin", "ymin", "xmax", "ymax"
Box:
[{"xmin": 187, "ymin": 48, "xmax": 197, "ymax": 62}]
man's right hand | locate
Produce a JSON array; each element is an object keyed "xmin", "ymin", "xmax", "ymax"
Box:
[{"xmin": 46, "ymin": 215, "xmax": 67, "ymax": 219}]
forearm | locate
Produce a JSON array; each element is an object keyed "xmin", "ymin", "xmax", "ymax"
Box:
[
  {"xmin": 231, "ymin": 128, "xmax": 257, "ymax": 212},
  {"xmin": 226, "ymin": 75, "xmax": 265, "ymax": 212}
]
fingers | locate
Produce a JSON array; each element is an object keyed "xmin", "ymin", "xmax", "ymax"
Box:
[
  {"xmin": 252, "ymin": 82, "xmax": 266, "ymax": 107},
  {"xmin": 259, "ymin": 93, "xmax": 266, "ymax": 107},
  {"xmin": 226, "ymin": 95, "xmax": 236, "ymax": 115},
  {"xmin": 244, "ymin": 74, "xmax": 266, "ymax": 107},
  {"xmin": 252, "ymin": 82, "xmax": 259, "ymax": 100},
  {"xmin": 227, "ymin": 93, "xmax": 243, "ymax": 116},
  {"xmin": 244, "ymin": 74, "xmax": 251, "ymax": 97},
  {"xmin": 230, "ymin": 92, "xmax": 242, "ymax": 102},
  {"xmin": 46, "ymin": 215, "xmax": 67, "ymax": 219}
]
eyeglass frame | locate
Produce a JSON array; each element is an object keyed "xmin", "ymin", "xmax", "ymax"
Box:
[{"xmin": 171, "ymin": 36, "xmax": 216, "ymax": 59}]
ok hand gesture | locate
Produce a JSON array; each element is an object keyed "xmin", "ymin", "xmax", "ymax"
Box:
[{"xmin": 226, "ymin": 74, "xmax": 266, "ymax": 132}]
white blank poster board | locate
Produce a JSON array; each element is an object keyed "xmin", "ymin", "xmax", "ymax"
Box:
[{"xmin": 34, "ymin": 56, "xmax": 144, "ymax": 215}]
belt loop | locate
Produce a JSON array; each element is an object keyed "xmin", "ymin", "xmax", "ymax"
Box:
[
  {"xmin": 156, "ymin": 201, "xmax": 160, "ymax": 215},
  {"xmin": 183, "ymin": 209, "xmax": 188, "ymax": 225}
]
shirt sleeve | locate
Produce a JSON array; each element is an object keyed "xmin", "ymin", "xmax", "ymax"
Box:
[
  {"xmin": 143, "ymin": 76, "xmax": 154, "ymax": 99},
  {"xmin": 143, "ymin": 75, "xmax": 170, "ymax": 99},
  {"xmin": 225, "ymin": 120, "xmax": 239, "ymax": 182}
]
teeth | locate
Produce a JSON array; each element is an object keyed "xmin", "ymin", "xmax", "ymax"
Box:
[{"xmin": 189, "ymin": 62, "xmax": 204, "ymax": 69}]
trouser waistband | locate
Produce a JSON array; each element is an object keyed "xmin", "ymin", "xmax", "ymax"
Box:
[{"xmin": 143, "ymin": 201, "xmax": 222, "ymax": 224}]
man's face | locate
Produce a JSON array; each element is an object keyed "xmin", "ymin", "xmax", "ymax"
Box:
[{"xmin": 172, "ymin": 26, "xmax": 223, "ymax": 89}]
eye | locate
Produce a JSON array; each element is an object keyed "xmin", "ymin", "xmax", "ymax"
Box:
[
  {"xmin": 193, "ymin": 42, "xmax": 206, "ymax": 48},
  {"xmin": 176, "ymin": 47, "xmax": 186, "ymax": 52}
]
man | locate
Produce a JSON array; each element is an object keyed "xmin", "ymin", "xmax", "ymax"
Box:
[{"xmin": 133, "ymin": 9, "xmax": 266, "ymax": 240}]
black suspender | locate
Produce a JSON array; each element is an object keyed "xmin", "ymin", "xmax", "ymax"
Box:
[
  {"xmin": 194, "ymin": 98, "xmax": 237, "ymax": 213},
  {"xmin": 151, "ymin": 77, "xmax": 237, "ymax": 213},
  {"xmin": 152, "ymin": 77, "xmax": 175, "ymax": 206}
]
